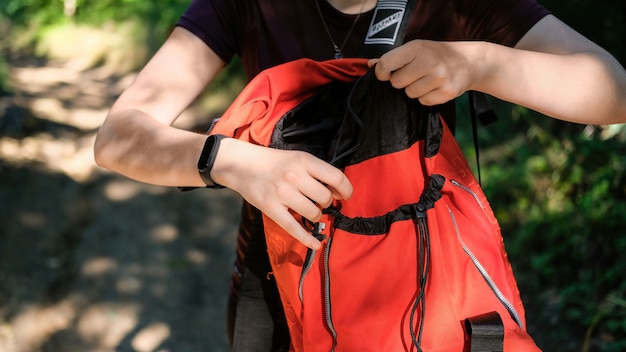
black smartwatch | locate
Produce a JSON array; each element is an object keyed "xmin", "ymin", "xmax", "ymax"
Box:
[{"xmin": 197, "ymin": 134, "xmax": 227, "ymax": 189}]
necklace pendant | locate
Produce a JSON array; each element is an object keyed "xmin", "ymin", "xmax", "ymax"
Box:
[
  {"xmin": 316, "ymin": 0, "xmax": 363, "ymax": 60},
  {"xmin": 332, "ymin": 45, "xmax": 343, "ymax": 59}
]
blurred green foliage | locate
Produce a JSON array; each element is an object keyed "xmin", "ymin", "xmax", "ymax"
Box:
[
  {"xmin": 0, "ymin": 56, "xmax": 10, "ymax": 95},
  {"xmin": 0, "ymin": 0, "xmax": 189, "ymax": 39},
  {"xmin": 1, "ymin": 0, "xmax": 625, "ymax": 350},
  {"xmin": 471, "ymin": 2, "xmax": 626, "ymax": 350},
  {"xmin": 464, "ymin": 103, "xmax": 626, "ymax": 351}
]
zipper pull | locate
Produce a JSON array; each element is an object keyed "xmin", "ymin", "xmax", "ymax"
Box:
[
  {"xmin": 298, "ymin": 221, "xmax": 327, "ymax": 303},
  {"xmin": 312, "ymin": 222, "xmax": 327, "ymax": 241}
]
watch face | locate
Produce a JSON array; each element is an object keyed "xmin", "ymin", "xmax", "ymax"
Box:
[
  {"xmin": 198, "ymin": 134, "xmax": 225, "ymax": 188},
  {"xmin": 198, "ymin": 135, "xmax": 217, "ymax": 170}
]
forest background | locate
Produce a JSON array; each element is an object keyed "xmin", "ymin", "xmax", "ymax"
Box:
[{"xmin": 0, "ymin": 0, "xmax": 625, "ymax": 351}]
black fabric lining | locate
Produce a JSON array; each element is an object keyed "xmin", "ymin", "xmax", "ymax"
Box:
[
  {"xmin": 270, "ymin": 79, "xmax": 355, "ymax": 160},
  {"xmin": 323, "ymin": 175, "xmax": 444, "ymax": 235},
  {"xmin": 425, "ymin": 112, "xmax": 443, "ymax": 158},
  {"xmin": 341, "ymin": 70, "xmax": 430, "ymax": 166},
  {"xmin": 269, "ymin": 69, "xmax": 433, "ymax": 167}
]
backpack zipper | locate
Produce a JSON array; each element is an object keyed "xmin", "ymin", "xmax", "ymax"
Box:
[
  {"xmin": 297, "ymin": 222, "xmax": 338, "ymax": 349},
  {"xmin": 450, "ymin": 180, "xmax": 485, "ymax": 210},
  {"xmin": 446, "ymin": 181, "xmax": 524, "ymax": 329},
  {"xmin": 298, "ymin": 222, "xmax": 326, "ymax": 303},
  {"xmin": 298, "ymin": 249, "xmax": 317, "ymax": 303},
  {"xmin": 324, "ymin": 236, "xmax": 338, "ymax": 351}
]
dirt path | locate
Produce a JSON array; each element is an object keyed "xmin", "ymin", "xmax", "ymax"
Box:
[{"xmin": 0, "ymin": 60, "xmax": 241, "ymax": 352}]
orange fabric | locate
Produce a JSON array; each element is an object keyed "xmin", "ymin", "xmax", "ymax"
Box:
[
  {"xmin": 211, "ymin": 58, "xmax": 370, "ymax": 144},
  {"xmin": 211, "ymin": 59, "xmax": 541, "ymax": 351}
]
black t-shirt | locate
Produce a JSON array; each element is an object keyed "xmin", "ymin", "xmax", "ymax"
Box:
[
  {"xmin": 175, "ymin": 0, "xmax": 550, "ymax": 300},
  {"xmin": 177, "ymin": 0, "xmax": 550, "ymax": 80}
]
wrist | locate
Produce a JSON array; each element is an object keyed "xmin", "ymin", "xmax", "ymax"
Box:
[{"xmin": 466, "ymin": 41, "xmax": 502, "ymax": 94}]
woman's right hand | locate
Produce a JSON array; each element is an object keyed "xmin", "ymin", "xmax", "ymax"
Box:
[{"xmin": 211, "ymin": 138, "xmax": 353, "ymax": 250}]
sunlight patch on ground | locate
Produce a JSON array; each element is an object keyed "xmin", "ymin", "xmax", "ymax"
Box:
[
  {"xmin": 30, "ymin": 98, "xmax": 108, "ymax": 130},
  {"xmin": 36, "ymin": 22, "xmax": 149, "ymax": 75},
  {"xmin": 115, "ymin": 277, "xmax": 144, "ymax": 295},
  {"xmin": 81, "ymin": 257, "xmax": 119, "ymax": 277},
  {"xmin": 186, "ymin": 248, "xmax": 209, "ymax": 265},
  {"xmin": 0, "ymin": 300, "xmax": 77, "ymax": 352},
  {"xmin": 151, "ymin": 224, "xmax": 179, "ymax": 243},
  {"xmin": 103, "ymin": 179, "xmax": 145, "ymax": 201},
  {"xmin": 131, "ymin": 322, "xmax": 171, "ymax": 352},
  {"xmin": 77, "ymin": 303, "xmax": 139, "ymax": 348},
  {"xmin": 0, "ymin": 134, "xmax": 99, "ymax": 182},
  {"xmin": 11, "ymin": 66, "xmax": 80, "ymax": 89},
  {"xmin": 103, "ymin": 179, "xmax": 171, "ymax": 201}
]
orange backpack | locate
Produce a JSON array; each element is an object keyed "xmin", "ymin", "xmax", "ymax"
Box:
[{"xmin": 209, "ymin": 58, "xmax": 541, "ymax": 352}]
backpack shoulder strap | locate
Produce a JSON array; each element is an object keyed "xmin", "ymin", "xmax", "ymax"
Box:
[
  {"xmin": 358, "ymin": 0, "xmax": 417, "ymax": 58},
  {"xmin": 468, "ymin": 91, "xmax": 499, "ymax": 185}
]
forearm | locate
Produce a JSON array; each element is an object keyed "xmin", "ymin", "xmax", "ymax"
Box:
[
  {"xmin": 472, "ymin": 42, "xmax": 626, "ymax": 125},
  {"xmin": 94, "ymin": 108, "xmax": 207, "ymax": 188}
]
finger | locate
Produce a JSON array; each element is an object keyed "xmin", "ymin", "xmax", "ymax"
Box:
[
  {"xmin": 278, "ymin": 152, "xmax": 338, "ymax": 207},
  {"xmin": 415, "ymin": 87, "xmax": 458, "ymax": 106},
  {"xmin": 282, "ymin": 191, "xmax": 324, "ymax": 223},
  {"xmin": 326, "ymin": 182, "xmax": 353, "ymax": 200},
  {"xmin": 373, "ymin": 43, "xmax": 418, "ymax": 81},
  {"xmin": 373, "ymin": 57, "xmax": 396, "ymax": 81},
  {"xmin": 404, "ymin": 74, "xmax": 463, "ymax": 105},
  {"xmin": 402, "ymin": 73, "xmax": 439, "ymax": 99},
  {"xmin": 306, "ymin": 161, "xmax": 353, "ymax": 201},
  {"xmin": 269, "ymin": 207, "xmax": 322, "ymax": 250},
  {"xmin": 367, "ymin": 58, "xmax": 379, "ymax": 68},
  {"xmin": 298, "ymin": 178, "xmax": 334, "ymax": 209}
]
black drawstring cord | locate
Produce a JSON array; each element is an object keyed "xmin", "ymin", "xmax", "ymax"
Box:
[
  {"xmin": 328, "ymin": 74, "xmax": 366, "ymax": 166},
  {"xmin": 407, "ymin": 175, "xmax": 443, "ymax": 351},
  {"xmin": 409, "ymin": 209, "xmax": 430, "ymax": 352}
]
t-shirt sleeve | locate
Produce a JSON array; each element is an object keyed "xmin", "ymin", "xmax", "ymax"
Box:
[
  {"xmin": 458, "ymin": 0, "xmax": 551, "ymax": 47},
  {"xmin": 176, "ymin": 0, "xmax": 241, "ymax": 62}
]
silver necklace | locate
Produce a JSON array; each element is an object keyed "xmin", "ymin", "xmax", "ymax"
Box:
[{"xmin": 314, "ymin": 0, "xmax": 367, "ymax": 59}]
